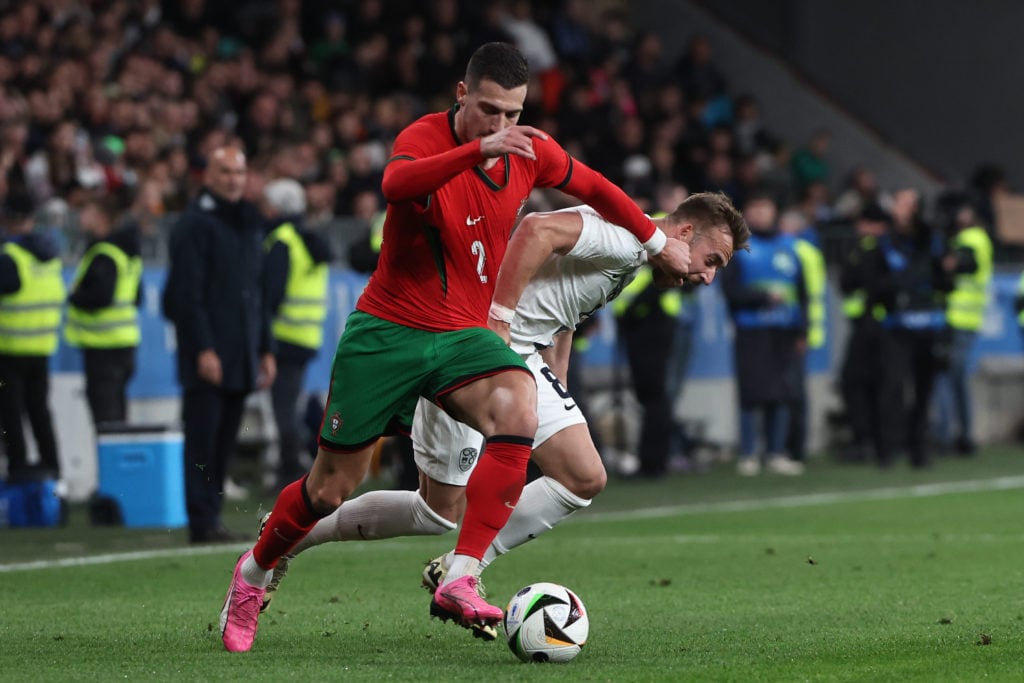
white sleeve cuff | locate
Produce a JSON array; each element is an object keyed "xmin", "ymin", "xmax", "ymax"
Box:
[{"xmin": 642, "ymin": 228, "xmax": 667, "ymax": 256}]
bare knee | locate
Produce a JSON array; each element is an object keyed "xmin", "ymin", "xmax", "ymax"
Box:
[
  {"xmin": 494, "ymin": 402, "xmax": 538, "ymax": 438},
  {"xmin": 305, "ymin": 446, "xmax": 375, "ymax": 512},
  {"xmin": 560, "ymin": 466, "xmax": 606, "ymax": 501},
  {"xmin": 304, "ymin": 478, "xmax": 351, "ymax": 513}
]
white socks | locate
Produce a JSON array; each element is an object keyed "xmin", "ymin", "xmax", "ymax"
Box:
[
  {"xmin": 443, "ymin": 554, "xmax": 481, "ymax": 584},
  {"xmin": 240, "ymin": 554, "xmax": 273, "ymax": 588},
  {"xmin": 291, "ymin": 490, "xmax": 456, "ymax": 555},
  {"xmin": 480, "ymin": 476, "xmax": 590, "ymax": 569}
]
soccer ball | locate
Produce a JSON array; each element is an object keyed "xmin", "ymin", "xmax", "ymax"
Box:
[{"xmin": 503, "ymin": 582, "xmax": 589, "ymax": 663}]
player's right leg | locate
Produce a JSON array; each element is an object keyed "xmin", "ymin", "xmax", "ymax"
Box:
[
  {"xmin": 261, "ymin": 397, "xmax": 480, "ymax": 609},
  {"xmin": 220, "ymin": 311, "xmax": 423, "ymax": 652},
  {"xmin": 221, "ymin": 444, "xmax": 374, "ymax": 652}
]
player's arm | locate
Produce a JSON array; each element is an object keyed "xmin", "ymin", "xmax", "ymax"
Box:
[
  {"xmin": 487, "ymin": 210, "xmax": 584, "ymax": 342},
  {"xmin": 540, "ymin": 331, "xmax": 574, "ymax": 388},
  {"xmin": 538, "ymin": 143, "xmax": 691, "ymax": 278},
  {"xmin": 381, "ymin": 141, "xmax": 485, "ymax": 203},
  {"xmin": 382, "ymin": 125, "xmax": 550, "ymax": 203}
]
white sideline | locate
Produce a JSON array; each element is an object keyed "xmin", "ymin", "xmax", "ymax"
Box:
[
  {"xmin": 580, "ymin": 474, "xmax": 1024, "ymax": 522},
  {"xmin": 2, "ymin": 475, "xmax": 1023, "ymax": 574}
]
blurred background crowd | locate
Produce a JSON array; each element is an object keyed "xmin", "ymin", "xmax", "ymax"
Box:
[{"xmin": 1, "ymin": 0, "xmax": 1022, "ymax": 502}]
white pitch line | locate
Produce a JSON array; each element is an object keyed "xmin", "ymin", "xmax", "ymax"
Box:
[
  {"xmin": 2, "ymin": 475, "xmax": 1023, "ymax": 574},
  {"xmin": 580, "ymin": 474, "xmax": 1024, "ymax": 522}
]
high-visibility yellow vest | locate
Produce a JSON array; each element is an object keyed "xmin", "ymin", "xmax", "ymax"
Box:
[
  {"xmin": 0, "ymin": 242, "xmax": 66, "ymax": 355},
  {"xmin": 65, "ymin": 242, "xmax": 142, "ymax": 348},
  {"xmin": 794, "ymin": 237, "xmax": 826, "ymax": 348},
  {"xmin": 1017, "ymin": 272, "xmax": 1024, "ymax": 327},
  {"xmin": 946, "ymin": 226, "xmax": 993, "ymax": 332},
  {"xmin": 264, "ymin": 223, "xmax": 328, "ymax": 350},
  {"xmin": 841, "ymin": 235, "xmax": 884, "ymax": 322},
  {"xmin": 612, "ymin": 267, "xmax": 683, "ymax": 319}
]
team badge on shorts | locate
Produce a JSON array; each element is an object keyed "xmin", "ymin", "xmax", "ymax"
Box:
[
  {"xmin": 458, "ymin": 447, "xmax": 478, "ymax": 472},
  {"xmin": 329, "ymin": 411, "xmax": 343, "ymax": 434}
]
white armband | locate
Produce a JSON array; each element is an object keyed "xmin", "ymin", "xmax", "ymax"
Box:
[
  {"xmin": 489, "ymin": 302, "xmax": 516, "ymax": 325},
  {"xmin": 642, "ymin": 228, "xmax": 667, "ymax": 256}
]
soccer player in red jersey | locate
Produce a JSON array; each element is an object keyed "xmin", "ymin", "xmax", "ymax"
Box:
[{"xmin": 220, "ymin": 42, "xmax": 693, "ymax": 652}]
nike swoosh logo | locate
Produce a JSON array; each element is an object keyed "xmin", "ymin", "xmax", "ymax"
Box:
[
  {"xmin": 563, "ymin": 403, "xmax": 577, "ymax": 411},
  {"xmin": 466, "ymin": 215, "xmax": 483, "ymax": 225},
  {"xmin": 504, "ymin": 500, "xmax": 516, "ymax": 509}
]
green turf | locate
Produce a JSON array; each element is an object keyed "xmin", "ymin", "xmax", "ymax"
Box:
[{"xmin": 2, "ymin": 448, "xmax": 1023, "ymax": 681}]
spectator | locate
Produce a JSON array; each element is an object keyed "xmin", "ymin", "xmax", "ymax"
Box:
[
  {"xmin": 64, "ymin": 195, "xmax": 143, "ymax": 429},
  {"xmin": 163, "ymin": 145, "xmax": 276, "ymax": 543},
  {"xmin": 860, "ymin": 189, "xmax": 953, "ymax": 468},
  {"xmin": 791, "ymin": 129, "xmax": 832, "ymax": 192},
  {"xmin": 833, "ymin": 166, "xmax": 892, "ymax": 221},
  {"xmin": 837, "ymin": 203, "xmax": 889, "ymax": 464},
  {"xmin": 261, "ymin": 178, "xmax": 331, "ymax": 492},
  {"xmin": 722, "ymin": 192, "xmax": 806, "ymax": 476},
  {"xmin": 933, "ymin": 195, "xmax": 993, "ymax": 455},
  {"xmin": 732, "ymin": 93, "xmax": 776, "ymax": 157},
  {"xmin": 0, "ymin": 192, "xmax": 64, "ymax": 481},
  {"xmin": 779, "ymin": 208, "xmax": 827, "ymax": 463},
  {"xmin": 674, "ymin": 33, "xmax": 727, "ymax": 102}
]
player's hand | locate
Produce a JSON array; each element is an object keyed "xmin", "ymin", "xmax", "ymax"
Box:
[
  {"xmin": 197, "ymin": 349, "xmax": 222, "ymax": 386},
  {"xmin": 257, "ymin": 353, "xmax": 277, "ymax": 390},
  {"xmin": 480, "ymin": 126, "xmax": 549, "ymax": 160},
  {"xmin": 648, "ymin": 239, "xmax": 691, "ymax": 280},
  {"xmin": 487, "ymin": 317, "xmax": 512, "ymax": 346}
]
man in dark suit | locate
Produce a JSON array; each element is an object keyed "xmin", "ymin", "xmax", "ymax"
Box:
[{"xmin": 164, "ymin": 145, "xmax": 276, "ymax": 543}]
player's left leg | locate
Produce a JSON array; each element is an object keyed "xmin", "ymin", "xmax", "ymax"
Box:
[
  {"xmin": 430, "ymin": 368, "xmax": 536, "ymax": 634},
  {"xmin": 422, "ymin": 422, "xmax": 603, "ymax": 590}
]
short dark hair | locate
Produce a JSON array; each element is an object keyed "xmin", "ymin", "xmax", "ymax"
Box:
[
  {"xmin": 668, "ymin": 191, "xmax": 750, "ymax": 252},
  {"xmin": 465, "ymin": 42, "xmax": 529, "ymax": 90}
]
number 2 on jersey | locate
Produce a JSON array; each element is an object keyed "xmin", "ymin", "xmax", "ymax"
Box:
[{"xmin": 471, "ymin": 240, "xmax": 488, "ymax": 283}]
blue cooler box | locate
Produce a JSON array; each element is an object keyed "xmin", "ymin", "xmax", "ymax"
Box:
[{"xmin": 97, "ymin": 430, "xmax": 187, "ymax": 528}]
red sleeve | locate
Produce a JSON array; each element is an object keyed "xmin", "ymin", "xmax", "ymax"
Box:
[
  {"xmin": 557, "ymin": 157, "xmax": 657, "ymax": 243},
  {"xmin": 381, "ymin": 130, "xmax": 484, "ymax": 203}
]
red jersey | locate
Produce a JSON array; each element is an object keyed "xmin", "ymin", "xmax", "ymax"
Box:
[{"xmin": 358, "ymin": 109, "xmax": 572, "ymax": 332}]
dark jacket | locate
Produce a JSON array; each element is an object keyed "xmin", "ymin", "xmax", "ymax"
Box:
[
  {"xmin": 860, "ymin": 224, "xmax": 954, "ymax": 318},
  {"xmin": 0, "ymin": 233, "xmax": 61, "ymax": 295},
  {"xmin": 263, "ymin": 216, "xmax": 332, "ymax": 363},
  {"xmin": 163, "ymin": 188, "xmax": 273, "ymax": 392},
  {"xmin": 68, "ymin": 224, "xmax": 143, "ymax": 311}
]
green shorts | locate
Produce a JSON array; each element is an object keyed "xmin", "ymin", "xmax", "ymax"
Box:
[{"xmin": 319, "ymin": 310, "xmax": 530, "ymax": 452}]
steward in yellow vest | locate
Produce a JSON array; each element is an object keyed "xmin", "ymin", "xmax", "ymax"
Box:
[
  {"xmin": 611, "ymin": 210, "xmax": 695, "ymax": 478},
  {"xmin": 934, "ymin": 200, "xmax": 994, "ymax": 456},
  {"xmin": 261, "ymin": 179, "xmax": 332, "ymax": 487},
  {"xmin": 836, "ymin": 203, "xmax": 889, "ymax": 463},
  {"xmin": 945, "ymin": 224, "xmax": 993, "ymax": 333},
  {"xmin": 64, "ymin": 198, "xmax": 142, "ymax": 427},
  {"xmin": 0, "ymin": 197, "xmax": 65, "ymax": 478}
]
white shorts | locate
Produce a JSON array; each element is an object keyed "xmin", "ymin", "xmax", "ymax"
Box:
[{"xmin": 412, "ymin": 353, "xmax": 586, "ymax": 486}]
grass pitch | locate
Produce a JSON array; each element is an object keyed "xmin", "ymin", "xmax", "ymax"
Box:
[{"xmin": 2, "ymin": 448, "xmax": 1023, "ymax": 681}]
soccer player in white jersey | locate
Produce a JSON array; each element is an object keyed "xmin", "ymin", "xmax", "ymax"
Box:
[{"xmin": 257, "ymin": 192, "xmax": 749, "ymax": 634}]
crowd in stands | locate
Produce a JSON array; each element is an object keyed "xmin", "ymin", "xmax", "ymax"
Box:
[{"xmin": 0, "ymin": 0, "xmax": 1011, "ymax": 261}]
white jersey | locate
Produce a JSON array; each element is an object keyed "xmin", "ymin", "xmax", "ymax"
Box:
[
  {"xmin": 414, "ymin": 204, "xmax": 649, "ymax": 486},
  {"xmin": 509, "ymin": 205, "xmax": 648, "ymax": 355}
]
